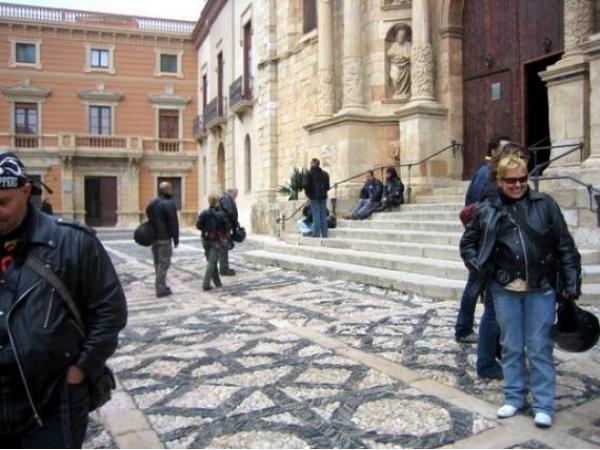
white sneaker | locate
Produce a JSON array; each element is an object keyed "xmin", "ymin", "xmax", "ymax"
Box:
[
  {"xmin": 497, "ymin": 404, "xmax": 519, "ymax": 418},
  {"xmin": 534, "ymin": 412, "xmax": 552, "ymax": 428}
]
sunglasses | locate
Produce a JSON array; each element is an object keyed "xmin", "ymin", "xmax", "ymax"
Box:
[{"xmin": 501, "ymin": 175, "xmax": 528, "ymax": 185}]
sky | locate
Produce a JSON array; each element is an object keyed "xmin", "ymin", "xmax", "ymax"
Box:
[{"xmin": 6, "ymin": 0, "xmax": 206, "ymax": 21}]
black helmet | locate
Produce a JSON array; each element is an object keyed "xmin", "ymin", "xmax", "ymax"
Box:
[
  {"xmin": 552, "ymin": 301, "xmax": 600, "ymax": 353},
  {"xmin": 232, "ymin": 227, "xmax": 246, "ymax": 243}
]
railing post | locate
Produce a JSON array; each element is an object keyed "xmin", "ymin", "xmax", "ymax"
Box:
[
  {"xmin": 406, "ymin": 165, "xmax": 413, "ymax": 204},
  {"xmin": 532, "ymin": 176, "xmax": 540, "ymax": 192},
  {"xmin": 330, "ymin": 197, "xmax": 337, "ymax": 218},
  {"xmin": 595, "ymin": 194, "xmax": 600, "ymax": 227}
]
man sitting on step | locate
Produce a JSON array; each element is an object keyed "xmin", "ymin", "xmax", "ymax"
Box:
[{"xmin": 344, "ymin": 170, "xmax": 383, "ymax": 220}]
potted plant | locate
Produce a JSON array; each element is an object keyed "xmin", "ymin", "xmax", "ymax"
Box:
[{"xmin": 277, "ymin": 167, "xmax": 306, "ymax": 200}]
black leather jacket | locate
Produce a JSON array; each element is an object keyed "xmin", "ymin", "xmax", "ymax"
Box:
[
  {"xmin": 219, "ymin": 194, "xmax": 239, "ymax": 230},
  {"xmin": 2, "ymin": 207, "xmax": 127, "ymax": 424},
  {"xmin": 196, "ymin": 207, "xmax": 229, "ymax": 242},
  {"xmin": 146, "ymin": 194, "xmax": 179, "ymax": 246},
  {"xmin": 383, "ymin": 177, "xmax": 404, "ymax": 203},
  {"xmin": 360, "ymin": 179, "xmax": 384, "ymax": 203},
  {"xmin": 460, "ymin": 189, "xmax": 581, "ymax": 297},
  {"xmin": 303, "ymin": 166, "xmax": 330, "ymax": 200}
]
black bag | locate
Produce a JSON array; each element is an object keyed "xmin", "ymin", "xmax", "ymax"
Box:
[
  {"xmin": 134, "ymin": 221, "xmax": 154, "ymax": 247},
  {"xmin": 232, "ymin": 227, "xmax": 246, "ymax": 243},
  {"xmin": 25, "ymin": 254, "xmax": 116, "ymax": 412}
]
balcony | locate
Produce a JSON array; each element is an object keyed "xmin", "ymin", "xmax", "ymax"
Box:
[
  {"xmin": 229, "ymin": 76, "xmax": 254, "ymax": 116},
  {"xmin": 193, "ymin": 115, "xmax": 207, "ymax": 142},
  {"xmin": 204, "ymin": 97, "xmax": 227, "ymax": 131},
  {"xmin": 0, "ymin": 132, "xmax": 196, "ymax": 158}
]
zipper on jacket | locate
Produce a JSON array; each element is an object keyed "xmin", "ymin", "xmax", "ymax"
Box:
[
  {"xmin": 509, "ymin": 205, "xmax": 530, "ymax": 284},
  {"xmin": 43, "ymin": 289, "xmax": 55, "ymax": 329},
  {"xmin": 7, "ymin": 281, "xmax": 44, "ymax": 427}
]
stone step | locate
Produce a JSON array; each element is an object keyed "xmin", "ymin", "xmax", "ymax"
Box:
[
  {"xmin": 430, "ymin": 186, "xmax": 469, "ymax": 196},
  {"xmin": 282, "ymin": 234, "xmax": 462, "ymax": 261},
  {"xmin": 414, "ymin": 194, "xmax": 465, "ymax": 204},
  {"xmin": 329, "ymin": 227, "xmax": 463, "ymax": 245},
  {"xmin": 281, "ymin": 234, "xmax": 600, "ymax": 265},
  {"xmin": 337, "ymin": 219, "xmax": 464, "ymax": 233},
  {"xmin": 583, "ymin": 265, "xmax": 600, "ymax": 283},
  {"xmin": 245, "ymin": 249, "xmax": 465, "ymax": 301},
  {"xmin": 374, "ymin": 211, "xmax": 462, "ymax": 222},
  {"xmin": 264, "ymin": 240, "xmax": 468, "ymax": 279},
  {"xmin": 392, "ymin": 203, "xmax": 463, "ymax": 212}
]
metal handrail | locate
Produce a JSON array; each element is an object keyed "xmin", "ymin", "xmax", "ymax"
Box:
[
  {"xmin": 275, "ymin": 141, "xmax": 462, "ymax": 232},
  {"xmin": 529, "ymin": 142, "xmax": 584, "ymax": 179}
]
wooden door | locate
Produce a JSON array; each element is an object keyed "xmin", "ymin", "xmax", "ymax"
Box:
[
  {"xmin": 85, "ymin": 176, "xmax": 117, "ymax": 227},
  {"xmin": 462, "ymin": 0, "xmax": 563, "ymax": 179}
]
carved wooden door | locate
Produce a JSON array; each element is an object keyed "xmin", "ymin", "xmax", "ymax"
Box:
[{"xmin": 462, "ymin": 0, "xmax": 563, "ymax": 179}]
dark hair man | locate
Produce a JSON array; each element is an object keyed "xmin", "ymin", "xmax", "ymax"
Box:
[
  {"xmin": 0, "ymin": 152, "xmax": 127, "ymax": 447},
  {"xmin": 146, "ymin": 181, "xmax": 179, "ymax": 297},
  {"xmin": 345, "ymin": 170, "xmax": 384, "ymax": 220},
  {"xmin": 303, "ymin": 158, "xmax": 331, "ymax": 238},
  {"xmin": 218, "ymin": 188, "xmax": 239, "ymax": 276}
]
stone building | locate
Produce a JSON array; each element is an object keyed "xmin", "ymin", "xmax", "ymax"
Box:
[
  {"xmin": 194, "ymin": 0, "xmax": 600, "ymax": 234},
  {"xmin": 0, "ymin": 3, "xmax": 198, "ymax": 227}
]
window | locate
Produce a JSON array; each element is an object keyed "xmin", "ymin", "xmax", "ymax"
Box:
[
  {"xmin": 15, "ymin": 103, "xmax": 38, "ymax": 147},
  {"xmin": 90, "ymin": 49, "xmax": 109, "ymax": 68},
  {"xmin": 89, "ymin": 106, "xmax": 111, "ymax": 135},
  {"xmin": 303, "ymin": 0, "xmax": 317, "ymax": 34},
  {"xmin": 160, "ymin": 54, "xmax": 178, "ymax": 73},
  {"xmin": 243, "ymin": 22, "xmax": 253, "ymax": 98},
  {"xmin": 159, "ymin": 109, "xmax": 179, "ymax": 151},
  {"xmin": 16, "ymin": 43, "xmax": 36, "ymax": 64},
  {"xmin": 202, "ymin": 73, "xmax": 208, "ymax": 115},
  {"xmin": 217, "ymin": 52, "xmax": 224, "ymax": 116},
  {"xmin": 157, "ymin": 177, "xmax": 182, "ymax": 210}
]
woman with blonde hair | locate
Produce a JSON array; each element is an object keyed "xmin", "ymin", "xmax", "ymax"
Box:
[{"xmin": 460, "ymin": 143, "xmax": 581, "ymax": 428}]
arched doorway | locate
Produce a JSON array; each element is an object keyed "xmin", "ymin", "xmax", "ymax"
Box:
[
  {"xmin": 217, "ymin": 143, "xmax": 225, "ymax": 192},
  {"xmin": 461, "ymin": 0, "xmax": 563, "ymax": 178}
]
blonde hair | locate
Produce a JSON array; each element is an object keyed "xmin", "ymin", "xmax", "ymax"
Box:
[
  {"xmin": 207, "ymin": 194, "xmax": 219, "ymax": 207},
  {"xmin": 490, "ymin": 143, "xmax": 529, "ymax": 181}
]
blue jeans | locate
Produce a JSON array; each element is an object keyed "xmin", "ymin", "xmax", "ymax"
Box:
[
  {"xmin": 310, "ymin": 199, "xmax": 328, "ymax": 238},
  {"xmin": 491, "ymin": 282, "xmax": 557, "ymax": 417},
  {"xmin": 1, "ymin": 381, "xmax": 90, "ymax": 448},
  {"xmin": 476, "ymin": 293, "xmax": 502, "ymax": 378},
  {"xmin": 455, "ymin": 270, "xmax": 479, "ymax": 338}
]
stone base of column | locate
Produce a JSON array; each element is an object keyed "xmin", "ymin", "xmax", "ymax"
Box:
[
  {"xmin": 540, "ymin": 55, "xmax": 590, "ymax": 166},
  {"xmin": 117, "ymin": 211, "xmax": 142, "ymax": 228},
  {"xmin": 395, "ymin": 101, "xmax": 457, "ymax": 198}
]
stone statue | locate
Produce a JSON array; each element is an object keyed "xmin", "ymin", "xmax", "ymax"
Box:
[{"xmin": 387, "ymin": 24, "xmax": 412, "ymax": 99}]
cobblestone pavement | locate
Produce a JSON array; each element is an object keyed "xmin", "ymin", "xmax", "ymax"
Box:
[{"xmin": 85, "ymin": 230, "xmax": 600, "ymax": 448}]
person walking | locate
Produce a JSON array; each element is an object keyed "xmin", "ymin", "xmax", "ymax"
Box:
[
  {"xmin": 0, "ymin": 152, "xmax": 127, "ymax": 447},
  {"xmin": 303, "ymin": 158, "xmax": 330, "ymax": 238},
  {"xmin": 197, "ymin": 194, "xmax": 229, "ymax": 291},
  {"xmin": 460, "ymin": 144, "xmax": 581, "ymax": 428},
  {"xmin": 219, "ymin": 188, "xmax": 239, "ymax": 276},
  {"xmin": 146, "ymin": 181, "xmax": 179, "ymax": 297}
]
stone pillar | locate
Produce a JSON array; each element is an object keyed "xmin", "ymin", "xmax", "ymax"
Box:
[
  {"xmin": 341, "ymin": 0, "xmax": 365, "ymax": 112},
  {"xmin": 117, "ymin": 158, "xmax": 141, "ymax": 227},
  {"xmin": 582, "ymin": 33, "xmax": 600, "ymax": 168},
  {"xmin": 409, "ymin": 0, "xmax": 434, "ymax": 102},
  {"xmin": 540, "ymin": 0, "xmax": 594, "ymax": 166},
  {"xmin": 317, "ymin": 0, "xmax": 334, "ymax": 117}
]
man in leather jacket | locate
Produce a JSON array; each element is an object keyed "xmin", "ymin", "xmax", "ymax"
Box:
[
  {"xmin": 303, "ymin": 158, "xmax": 331, "ymax": 238},
  {"xmin": 345, "ymin": 171, "xmax": 384, "ymax": 220},
  {"xmin": 0, "ymin": 153, "xmax": 127, "ymax": 447},
  {"xmin": 218, "ymin": 188, "xmax": 239, "ymax": 276},
  {"xmin": 146, "ymin": 181, "xmax": 179, "ymax": 297}
]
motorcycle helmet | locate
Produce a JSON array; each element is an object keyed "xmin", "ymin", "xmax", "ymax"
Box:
[{"xmin": 552, "ymin": 302, "xmax": 600, "ymax": 353}]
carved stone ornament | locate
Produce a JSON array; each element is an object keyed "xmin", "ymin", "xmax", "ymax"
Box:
[
  {"xmin": 564, "ymin": 0, "xmax": 594, "ymax": 53},
  {"xmin": 2, "ymin": 77, "xmax": 50, "ymax": 100},
  {"xmin": 78, "ymin": 82, "xmax": 122, "ymax": 102},
  {"xmin": 148, "ymin": 85, "xmax": 191, "ymax": 106},
  {"xmin": 342, "ymin": 56, "xmax": 364, "ymax": 107},
  {"xmin": 386, "ymin": 24, "xmax": 412, "ymax": 99},
  {"xmin": 318, "ymin": 68, "xmax": 335, "ymax": 116},
  {"xmin": 411, "ymin": 43, "xmax": 434, "ymax": 99}
]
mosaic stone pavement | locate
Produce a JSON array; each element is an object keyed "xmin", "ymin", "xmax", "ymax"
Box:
[{"xmin": 85, "ymin": 230, "xmax": 600, "ymax": 448}]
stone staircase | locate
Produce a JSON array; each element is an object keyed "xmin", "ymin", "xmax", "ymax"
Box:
[{"xmin": 245, "ymin": 183, "xmax": 600, "ymax": 304}]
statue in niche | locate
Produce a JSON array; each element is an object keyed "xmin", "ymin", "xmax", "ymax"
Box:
[{"xmin": 386, "ymin": 24, "xmax": 412, "ymax": 99}]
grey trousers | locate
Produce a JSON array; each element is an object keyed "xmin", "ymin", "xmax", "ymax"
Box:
[
  {"xmin": 203, "ymin": 241, "xmax": 222, "ymax": 288},
  {"xmin": 152, "ymin": 240, "xmax": 172, "ymax": 293},
  {"xmin": 218, "ymin": 245, "xmax": 230, "ymax": 272}
]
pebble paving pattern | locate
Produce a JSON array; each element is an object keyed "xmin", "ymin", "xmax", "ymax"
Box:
[{"xmin": 83, "ymin": 230, "xmax": 600, "ymax": 448}]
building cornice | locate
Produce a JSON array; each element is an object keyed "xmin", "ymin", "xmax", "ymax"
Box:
[
  {"xmin": 304, "ymin": 113, "xmax": 399, "ymax": 133},
  {"xmin": 2, "ymin": 76, "xmax": 49, "ymax": 100},
  {"xmin": 192, "ymin": 0, "xmax": 227, "ymax": 49}
]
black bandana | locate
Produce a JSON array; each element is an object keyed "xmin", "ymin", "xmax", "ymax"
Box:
[{"xmin": 0, "ymin": 153, "xmax": 27, "ymax": 190}]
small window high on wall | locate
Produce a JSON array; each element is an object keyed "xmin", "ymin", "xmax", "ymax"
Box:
[{"xmin": 303, "ymin": 0, "xmax": 317, "ymax": 34}]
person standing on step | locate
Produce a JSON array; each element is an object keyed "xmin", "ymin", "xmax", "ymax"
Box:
[
  {"xmin": 460, "ymin": 144, "xmax": 581, "ymax": 428},
  {"xmin": 219, "ymin": 188, "xmax": 240, "ymax": 276},
  {"xmin": 455, "ymin": 134, "xmax": 510, "ymax": 346},
  {"xmin": 345, "ymin": 170, "xmax": 383, "ymax": 220},
  {"xmin": 303, "ymin": 158, "xmax": 330, "ymax": 238},
  {"xmin": 197, "ymin": 194, "xmax": 229, "ymax": 291},
  {"xmin": 146, "ymin": 181, "xmax": 179, "ymax": 297}
]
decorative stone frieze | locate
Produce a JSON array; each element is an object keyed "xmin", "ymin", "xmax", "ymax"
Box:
[{"xmin": 410, "ymin": 43, "xmax": 434, "ymax": 100}]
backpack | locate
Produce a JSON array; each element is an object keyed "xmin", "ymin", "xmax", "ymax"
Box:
[{"xmin": 25, "ymin": 254, "xmax": 116, "ymax": 412}]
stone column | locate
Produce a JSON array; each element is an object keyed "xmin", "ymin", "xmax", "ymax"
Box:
[
  {"xmin": 540, "ymin": 0, "xmax": 594, "ymax": 166},
  {"xmin": 582, "ymin": 33, "xmax": 600, "ymax": 168},
  {"xmin": 317, "ymin": 0, "xmax": 334, "ymax": 117},
  {"xmin": 409, "ymin": 0, "xmax": 434, "ymax": 102},
  {"xmin": 341, "ymin": 0, "xmax": 365, "ymax": 112}
]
